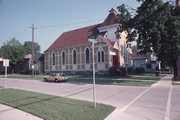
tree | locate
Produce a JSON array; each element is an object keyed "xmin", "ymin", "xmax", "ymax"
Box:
[
  {"xmin": 0, "ymin": 38, "xmax": 26, "ymax": 73},
  {"xmin": 132, "ymin": 45, "xmax": 137, "ymax": 53},
  {"xmin": 116, "ymin": 0, "xmax": 180, "ymax": 79},
  {"xmin": 24, "ymin": 41, "xmax": 41, "ymax": 54}
]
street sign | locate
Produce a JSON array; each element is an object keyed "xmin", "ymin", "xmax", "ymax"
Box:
[
  {"xmin": 3, "ymin": 59, "xmax": 9, "ymax": 67},
  {"xmin": 88, "ymin": 38, "xmax": 98, "ymax": 44},
  {"xmin": 3, "ymin": 59, "xmax": 9, "ymax": 88}
]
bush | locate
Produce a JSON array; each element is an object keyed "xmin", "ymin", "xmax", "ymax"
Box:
[
  {"xmin": 120, "ymin": 67, "xmax": 126, "ymax": 76},
  {"xmin": 109, "ymin": 67, "xmax": 127, "ymax": 76},
  {"xmin": 19, "ymin": 70, "xmax": 32, "ymax": 74},
  {"xmin": 127, "ymin": 67, "xmax": 133, "ymax": 74},
  {"xmin": 134, "ymin": 67, "xmax": 144, "ymax": 74},
  {"xmin": 109, "ymin": 67, "xmax": 119, "ymax": 76}
]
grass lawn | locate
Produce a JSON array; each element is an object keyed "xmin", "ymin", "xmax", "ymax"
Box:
[
  {"xmin": 129, "ymin": 74, "xmax": 165, "ymax": 80},
  {"xmin": 8, "ymin": 74, "xmax": 43, "ymax": 80},
  {"xmin": 68, "ymin": 73, "xmax": 165, "ymax": 86},
  {"xmin": 172, "ymin": 82, "xmax": 180, "ymax": 85},
  {"xmin": 172, "ymin": 80, "xmax": 180, "ymax": 85},
  {"xmin": 69, "ymin": 77, "xmax": 156, "ymax": 86},
  {"xmin": 7, "ymin": 73, "xmax": 164, "ymax": 86},
  {"xmin": 69, "ymin": 73, "xmax": 164, "ymax": 80},
  {"xmin": 0, "ymin": 88, "xmax": 114, "ymax": 120}
]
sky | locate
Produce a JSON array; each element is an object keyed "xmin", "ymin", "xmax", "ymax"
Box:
[{"xmin": 0, "ymin": 0, "xmax": 142, "ymax": 52}]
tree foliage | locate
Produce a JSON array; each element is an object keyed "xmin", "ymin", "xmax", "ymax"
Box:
[
  {"xmin": 0, "ymin": 38, "xmax": 26, "ymax": 73},
  {"xmin": 117, "ymin": 0, "xmax": 180, "ymax": 78},
  {"xmin": 24, "ymin": 41, "xmax": 41, "ymax": 54}
]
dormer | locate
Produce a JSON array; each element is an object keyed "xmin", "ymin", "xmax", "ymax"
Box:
[{"xmin": 98, "ymin": 9, "xmax": 120, "ymax": 42}]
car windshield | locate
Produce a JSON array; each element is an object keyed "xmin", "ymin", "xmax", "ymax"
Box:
[{"xmin": 59, "ymin": 73, "xmax": 66, "ymax": 76}]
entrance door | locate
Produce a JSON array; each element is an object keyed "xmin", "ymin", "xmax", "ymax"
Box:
[{"xmin": 112, "ymin": 55, "xmax": 119, "ymax": 67}]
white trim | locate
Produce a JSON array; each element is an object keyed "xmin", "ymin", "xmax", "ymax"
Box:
[{"xmin": 98, "ymin": 24, "xmax": 119, "ymax": 33}]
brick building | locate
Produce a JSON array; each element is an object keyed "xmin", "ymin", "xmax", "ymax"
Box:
[{"xmin": 44, "ymin": 9, "xmax": 132, "ymax": 74}]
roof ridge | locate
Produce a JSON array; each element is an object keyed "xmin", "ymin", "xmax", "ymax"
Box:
[{"xmin": 63, "ymin": 23, "xmax": 102, "ymax": 33}]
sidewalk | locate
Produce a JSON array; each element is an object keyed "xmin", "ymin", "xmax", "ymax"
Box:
[
  {"xmin": 104, "ymin": 74, "xmax": 173, "ymax": 120},
  {"xmin": 0, "ymin": 104, "xmax": 43, "ymax": 120}
]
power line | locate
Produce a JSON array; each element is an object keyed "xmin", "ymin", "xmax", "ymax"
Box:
[{"xmin": 36, "ymin": 19, "xmax": 103, "ymax": 28}]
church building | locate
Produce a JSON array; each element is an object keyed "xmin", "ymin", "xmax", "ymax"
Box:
[{"xmin": 44, "ymin": 9, "xmax": 132, "ymax": 74}]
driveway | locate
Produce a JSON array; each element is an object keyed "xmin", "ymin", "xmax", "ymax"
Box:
[{"xmin": 0, "ymin": 75, "xmax": 179, "ymax": 120}]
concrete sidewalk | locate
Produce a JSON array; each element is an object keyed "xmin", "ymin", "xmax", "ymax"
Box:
[
  {"xmin": 0, "ymin": 104, "xmax": 43, "ymax": 120},
  {"xmin": 104, "ymin": 75, "xmax": 173, "ymax": 120}
]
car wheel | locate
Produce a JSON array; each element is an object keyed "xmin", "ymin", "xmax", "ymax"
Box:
[
  {"xmin": 44, "ymin": 78, "xmax": 48, "ymax": 82},
  {"xmin": 55, "ymin": 79, "xmax": 58, "ymax": 82}
]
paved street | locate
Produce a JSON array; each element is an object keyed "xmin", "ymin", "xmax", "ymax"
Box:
[{"xmin": 0, "ymin": 75, "xmax": 179, "ymax": 120}]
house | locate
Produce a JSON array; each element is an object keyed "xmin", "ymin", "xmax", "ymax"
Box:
[
  {"xmin": 15, "ymin": 53, "xmax": 44, "ymax": 74},
  {"xmin": 0, "ymin": 58, "xmax": 11, "ymax": 74},
  {"xmin": 24, "ymin": 53, "xmax": 44, "ymax": 73},
  {"xmin": 44, "ymin": 9, "xmax": 132, "ymax": 74},
  {"xmin": 131, "ymin": 52, "xmax": 161, "ymax": 73},
  {"xmin": 0, "ymin": 58, "xmax": 4, "ymax": 74}
]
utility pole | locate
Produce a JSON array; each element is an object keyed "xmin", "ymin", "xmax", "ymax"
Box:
[{"xmin": 31, "ymin": 24, "xmax": 35, "ymax": 78}]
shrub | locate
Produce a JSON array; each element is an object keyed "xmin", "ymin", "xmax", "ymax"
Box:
[
  {"xmin": 109, "ymin": 67, "xmax": 119, "ymax": 76},
  {"xmin": 120, "ymin": 67, "xmax": 126, "ymax": 76},
  {"xmin": 127, "ymin": 67, "xmax": 133, "ymax": 74},
  {"xmin": 134, "ymin": 67, "xmax": 144, "ymax": 74}
]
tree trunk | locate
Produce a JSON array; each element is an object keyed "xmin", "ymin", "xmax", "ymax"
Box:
[
  {"xmin": 173, "ymin": 57, "xmax": 178, "ymax": 79},
  {"xmin": 11, "ymin": 67, "xmax": 14, "ymax": 74}
]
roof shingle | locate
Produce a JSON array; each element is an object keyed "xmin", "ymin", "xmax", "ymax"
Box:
[{"xmin": 47, "ymin": 11, "xmax": 119, "ymax": 51}]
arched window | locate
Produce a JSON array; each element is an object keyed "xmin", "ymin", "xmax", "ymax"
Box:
[
  {"xmin": 98, "ymin": 51, "xmax": 101, "ymax": 63},
  {"xmin": 52, "ymin": 52, "xmax": 55, "ymax": 65},
  {"xmin": 73, "ymin": 49, "xmax": 77, "ymax": 64},
  {"xmin": 85, "ymin": 48, "xmax": 90, "ymax": 64},
  {"xmin": 62, "ymin": 51, "xmax": 65, "ymax": 65},
  {"xmin": 101, "ymin": 51, "xmax": 104, "ymax": 62}
]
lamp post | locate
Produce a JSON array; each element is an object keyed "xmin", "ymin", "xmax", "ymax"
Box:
[{"xmin": 88, "ymin": 35, "xmax": 98, "ymax": 109}]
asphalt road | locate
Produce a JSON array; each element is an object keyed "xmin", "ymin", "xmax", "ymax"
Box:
[{"xmin": 0, "ymin": 75, "xmax": 179, "ymax": 120}]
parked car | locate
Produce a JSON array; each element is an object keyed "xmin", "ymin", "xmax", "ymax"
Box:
[{"xmin": 43, "ymin": 73, "xmax": 68, "ymax": 82}]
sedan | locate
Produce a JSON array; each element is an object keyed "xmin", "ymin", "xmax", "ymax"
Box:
[{"xmin": 43, "ymin": 73, "xmax": 68, "ymax": 82}]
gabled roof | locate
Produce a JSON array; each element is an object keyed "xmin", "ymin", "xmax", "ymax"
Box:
[
  {"xmin": 47, "ymin": 10, "xmax": 119, "ymax": 51},
  {"xmin": 99, "ymin": 35, "xmax": 115, "ymax": 46},
  {"xmin": 131, "ymin": 52, "xmax": 152, "ymax": 60},
  {"xmin": 25, "ymin": 53, "xmax": 44, "ymax": 61},
  {"xmin": 100, "ymin": 9, "xmax": 119, "ymax": 27},
  {"xmin": 48, "ymin": 24, "xmax": 101, "ymax": 50}
]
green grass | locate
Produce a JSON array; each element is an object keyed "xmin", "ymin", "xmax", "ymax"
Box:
[
  {"xmin": 7, "ymin": 73, "xmax": 163, "ymax": 86},
  {"xmin": 0, "ymin": 88, "xmax": 114, "ymax": 120},
  {"xmin": 69, "ymin": 77, "xmax": 156, "ymax": 86},
  {"xmin": 8, "ymin": 74, "xmax": 43, "ymax": 80},
  {"xmin": 68, "ymin": 73, "xmax": 164, "ymax": 86},
  {"xmin": 129, "ymin": 74, "xmax": 165, "ymax": 80},
  {"xmin": 69, "ymin": 73, "xmax": 164, "ymax": 80},
  {"xmin": 172, "ymin": 82, "xmax": 180, "ymax": 85}
]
